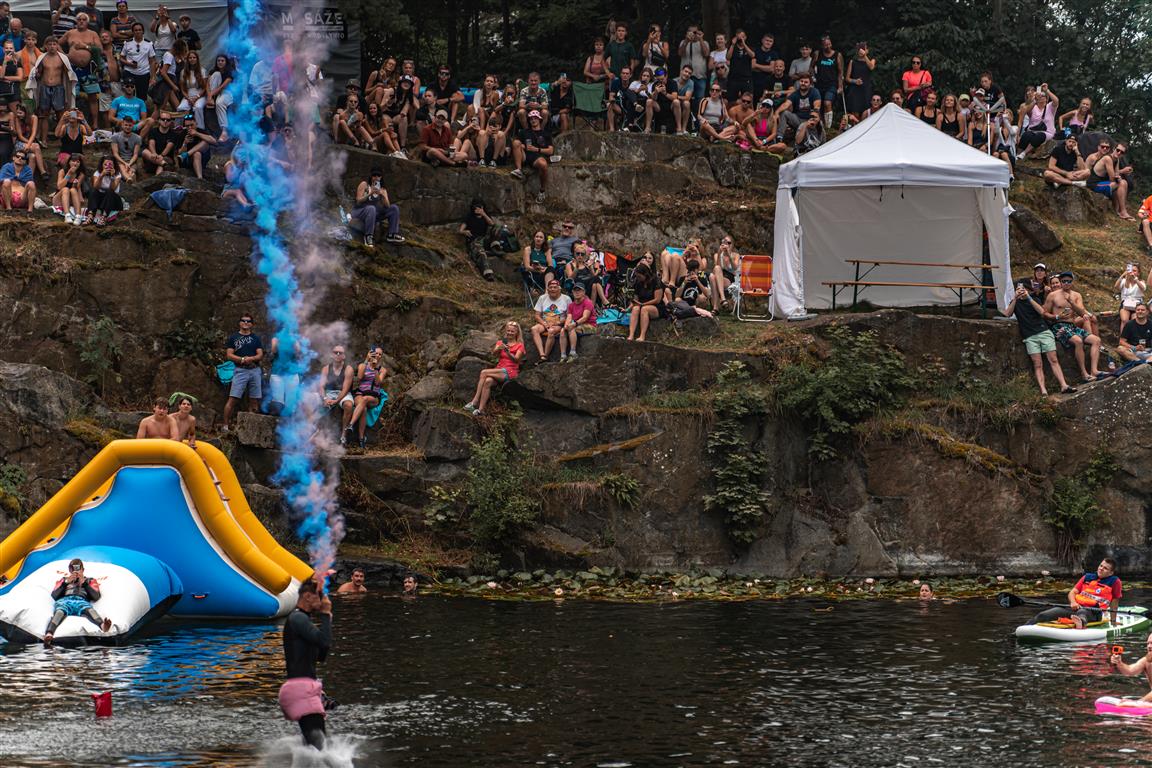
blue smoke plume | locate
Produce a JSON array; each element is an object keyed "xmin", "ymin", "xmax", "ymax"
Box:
[{"xmin": 224, "ymin": 1, "xmax": 344, "ymax": 583}]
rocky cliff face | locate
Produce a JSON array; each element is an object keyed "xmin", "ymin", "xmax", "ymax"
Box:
[{"xmin": 0, "ymin": 132, "xmax": 1145, "ymax": 578}]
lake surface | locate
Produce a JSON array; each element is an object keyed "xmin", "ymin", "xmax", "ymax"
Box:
[{"xmin": 4, "ymin": 590, "xmax": 1152, "ymax": 767}]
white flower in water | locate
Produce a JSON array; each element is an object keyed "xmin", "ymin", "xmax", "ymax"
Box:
[
  {"xmin": 806, "ymin": 586, "xmax": 814, "ymax": 592},
  {"xmin": 912, "ymin": 579, "xmax": 920, "ymax": 585},
  {"xmin": 1041, "ymin": 570, "xmax": 1051, "ymax": 577},
  {"xmin": 671, "ymin": 591, "xmax": 680, "ymax": 598},
  {"xmin": 486, "ymin": 581, "xmax": 497, "ymax": 589},
  {"xmin": 554, "ymin": 587, "xmax": 564, "ymax": 597},
  {"xmin": 996, "ymin": 575, "xmax": 1006, "ymax": 582},
  {"xmin": 745, "ymin": 582, "xmax": 753, "ymax": 588},
  {"xmin": 865, "ymin": 577, "xmax": 875, "ymax": 585}
]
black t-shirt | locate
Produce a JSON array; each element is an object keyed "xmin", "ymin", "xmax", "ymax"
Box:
[
  {"xmin": 1012, "ymin": 293, "xmax": 1049, "ymax": 339},
  {"xmin": 788, "ymin": 88, "xmax": 820, "ymax": 119},
  {"xmin": 463, "ymin": 211, "xmax": 490, "ymax": 240},
  {"xmin": 429, "ymin": 79, "xmax": 459, "ymax": 103},
  {"xmin": 1121, "ymin": 319, "xmax": 1152, "ymax": 349},
  {"xmin": 765, "ymin": 76, "xmax": 790, "ymax": 100},
  {"xmin": 227, "ymin": 332, "xmax": 263, "ymax": 361},
  {"xmin": 1050, "ymin": 143, "xmax": 1080, "ymax": 172},
  {"xmin": 549, "ymin": 86, "xmax": 574, "ymax": 113},
  {"xmin": 283, "ymin": 609, "xmax": 330, "ymax": 679},
  {"xmin": 676, "ymin": 274, "xmax": 709, "ymax": 304},
  {"xmin": 728, "ymin": 44, "xmax": 753, "ymax": 80},
  {"xmin": 814, "ymin": 50, "xmax": 839, "ymax": 90},
  {"xmin": 519, "ymin": 127, "xmax": 552, "ymax": 155},
  {"xmin": 177, "ymin": 28, "xmax": 201, "ymax": 49},
  {"xmin": 148, "ymin": 127, "xmax": 178, "ymax": 155}
]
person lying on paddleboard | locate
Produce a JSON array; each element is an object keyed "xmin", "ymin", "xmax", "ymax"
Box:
[
  {"xmin": 1026, "ymin": 557, "xmax": 1120, "ymax": 630},
  {"xmin": 1110, "ymin": 633, "xmax": 1152, "ymax": 701}
]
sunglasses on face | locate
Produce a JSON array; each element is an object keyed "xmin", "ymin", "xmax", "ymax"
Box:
[
  {"xmin": 912, "ymin": 60, "xmax": 921, "ymax": 65},
  {"xmin": 69, "ymin": 564, "xmax": 82, "ymax": 572},
  {"xmin": 741, "ymin": 99, "xmax": 752, "ymax": 104},
  {"xmin": 240, "ymin": 319, "xmax": 253, "ymax": 323},
  {"xmin": 1060, "ymin": 279, "xmax": 1073, "ymax": 284}
]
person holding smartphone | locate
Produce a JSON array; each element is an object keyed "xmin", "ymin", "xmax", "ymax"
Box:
[
  {"xmin": 43, "ymin": 558, "xmax": 112, "ymax": 646},
  {"xmin": 351, "ymin": 167, "xmax": 404, "ymax": 247},
  {"xmin": 1001, "ymin": 279, "xmax": 1076, "ymax": 395}
]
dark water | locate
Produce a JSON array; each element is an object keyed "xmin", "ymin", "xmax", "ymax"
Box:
[{"xmin": 4, "ymin": 590, "xmax": 1152, "ymax": 767}]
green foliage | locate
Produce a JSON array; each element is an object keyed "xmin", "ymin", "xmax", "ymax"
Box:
[
  {"xmin": 161, "ymin": 321, "xmax": 225, "ymax": 365},
  {"xmin": 0, "ymin": 464, "xmax": 26, "ymax": 518},
  {"xmin": 464, "ymin": 425, "xmax": 539, "ymax": 548},
  {"xmin": 77, "ymin": 316, "xmax": 122, "ymax": 398},
  {"xmin": 602, "ymin": 473, "xmax": 640, "ymax": 509},
  {"xmin": 1045, "ymin": 451, "xmax": 1118, "ymax": 564},
  {"xmin": 777, "ymin": 325, "xmax": 914, "ymax": 459},
  {"xmin": 423, "ymin": 485, "xmax": 461, "ymax": 529},
  {"xmin": 703, "ymin": 362, "xmax": 772, "ymax": 545}
]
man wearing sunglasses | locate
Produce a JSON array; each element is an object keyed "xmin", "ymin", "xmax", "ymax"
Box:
[
  {"xmin": 0, "ymin": 148, "xmax": 35, "ymax": 210},
  {"xmin": 43, "ymin": 558, "xmax": 112, "ymax": 646},
  {"xmin": 141, "ymin": 109, "xmax": 178, "ymax": 175},
  {"xmin": 428, "ymin": 64, "xmax": 464, "ymax": 125},
  {"xmin": 1086, "ymin": 140, "xmax": 1134, "ymax": 220}
]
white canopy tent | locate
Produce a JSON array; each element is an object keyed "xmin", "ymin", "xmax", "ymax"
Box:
[{"xmin": 770, "ymin": 103, "xmax": 1014, "ymax": 319}]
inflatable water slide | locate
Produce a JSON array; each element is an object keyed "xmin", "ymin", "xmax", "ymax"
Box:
[{"xmin": 0, "ymin": 440, "xmax": 313, "ymax": 645}]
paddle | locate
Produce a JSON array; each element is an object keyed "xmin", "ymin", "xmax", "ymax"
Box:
[{"xmin": 995, "ymin": 591, "xmax": 1144, "ymax": 615}]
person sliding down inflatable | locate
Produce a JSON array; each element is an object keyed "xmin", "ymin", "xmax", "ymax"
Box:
[
  {"xmin": 1027, "ymin": 557, "xmax": 1121, "ymax": 630},
  {"xmin": 44, "ymin": 558, "xmax": 113, "ymax": 646},
  {"xmin": 279, "ymin": 579, "xmax": 332, "ymax": 750}
]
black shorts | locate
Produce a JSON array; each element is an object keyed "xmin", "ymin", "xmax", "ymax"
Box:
[{"xmin": 524, "ymin": 151, "xmax": 543, "ymax": 166}]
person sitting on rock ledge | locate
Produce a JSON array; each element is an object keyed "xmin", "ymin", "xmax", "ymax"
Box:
[
  {"xmin": 563, "ymin": 283, "xmax": 596, "ymax": 363},
  {"xmin": 351, "ymin": 167, "xmax": 404, "ymax": 247},
  {"xmin": 1044, "ymin": 134, "xmax": 1090, "ymax": 188},
  {"xmin": 0, "ymin": 148, "xmax": 35, "ymax": 210},
  {"xmin": 530, "ymin": 279, "xmax": 571, "ymax": 362},
  {"xmin": 137, "ymin": 397, "xmax": 178, "ymax": 438},
  {"xmin": 464, "ymin": 320, "xmax": 525, "ymax": 417},
  {"xmin": 420, "ymin": 108, "xmax": 466, "ymax": 168},
  {"xmin": 510, "ymin": 109, "xmax": 552, "ymax": 204},
  {"xmin": 1138, "ymin": 193, "xmax": 1152, "ymax": 254},
  {"xmin": 1117, "ymin": 302, "xmax": 1152, "ymax": 363},
  {"xmin": 459, "ymin": 197, "xmax": 496, "ymax": 281},
  {"xmin": 1085, "ymin": 139, "xmax": 1133, "ymax": 220}
]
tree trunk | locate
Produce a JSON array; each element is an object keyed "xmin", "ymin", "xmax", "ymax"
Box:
[
  {"xmin": 502, "ymin": 0, "xmax": 511, "ymax": 53},
  {"xmin": 446, "ymin": 3, "xmax": 458, "ymax": 71},
  {"xmin": 700, "ymin": 0, "xmax": 729, "ymax": 43}
]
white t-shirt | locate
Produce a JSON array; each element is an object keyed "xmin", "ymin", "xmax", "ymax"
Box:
[
  {"xmin": 534, "ymin": 293, "xmax": 571, "ymax": 327},
  {"xmin": 153, "ymin": 19, "xmax": 176, "ymax": 51},
  {"xmin": 122, "ymin": 39, "xmax": 156, "ymax": 76}
]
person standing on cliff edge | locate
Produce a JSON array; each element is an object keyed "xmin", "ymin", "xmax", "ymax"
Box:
[{"xmin": 279, "ymin": 578, "xmax": 333, "ymax": 751}]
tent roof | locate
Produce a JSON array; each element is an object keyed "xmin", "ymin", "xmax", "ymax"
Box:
[{"xmin": 778, "ymin": 103, "xmax": 1011, "ymax": 189}]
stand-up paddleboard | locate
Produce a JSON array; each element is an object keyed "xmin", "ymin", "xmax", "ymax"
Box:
[
  {"xmin": 1096, "ymin": 696, "xmax": 1152, "ymax": 717},
  {"xmin": 1015, "ymin": 606, "xmax": 1150, "ymax": 643}
]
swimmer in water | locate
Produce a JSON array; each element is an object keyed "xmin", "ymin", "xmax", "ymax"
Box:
[
  {"xmin": 918, "ymin": 583, "xmax": 935, "ymax": 600},
  {"xmin": 1110, "ymin": 633, "xmax": 1152, "ymax": 701},
  {"xmin": 402, "ymin": 573, "xmax": 418, "ymax": 596},
  {"xmin": 336, "ymin": 568, "xmax": 367, "ymax": 594},
  {"xmin": 279, "ymin": 579, "xmax": 332, "ymax": 750}
]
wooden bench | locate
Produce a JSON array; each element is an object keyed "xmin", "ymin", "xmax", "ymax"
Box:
[{"xmin": 824, "ymin": 259, "xmax": 998, "ymax": 317}]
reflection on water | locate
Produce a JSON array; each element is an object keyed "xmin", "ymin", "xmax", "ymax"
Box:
[{"xmin": 5, "ymin": 592, "xmax": 1152, "ymax": 766}]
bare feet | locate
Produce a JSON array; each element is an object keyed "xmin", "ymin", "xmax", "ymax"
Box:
[
  {"xmin": 43, "ymin": 633, "xmax": 53, "ymax": 646},
  {"xmin": 101, "ymin": 618, "xmax": 112, "ymax": 633}
]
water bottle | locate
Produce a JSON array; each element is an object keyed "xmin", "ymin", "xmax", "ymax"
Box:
[{"xmin": 338, "ymin": 205, "xmax": 350, "ymax": 225}]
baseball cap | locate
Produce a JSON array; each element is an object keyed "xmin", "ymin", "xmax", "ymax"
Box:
[
  {"xmin": 347, "ymin": 78, "xmax": 361, "ymax": 89},
  {"xmin": 400, "ymin": 74, "xmax": 414, "ymax": 84},
  {"xmin": 760, "ymin": 98, "xmax": 773, "ymax": 108},
  {"xmin": 1033, "ymin": 263, "xmax": 1047, "ymax": 271},
  {"xmin": 434, "ymin": 109, "xmax": 448, "ymax": 119}
]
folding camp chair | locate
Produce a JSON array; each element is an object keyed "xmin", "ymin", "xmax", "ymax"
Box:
[
  {"xmin": 572, "ymin": 81, "xmax": 608, "ymax": 130},
  {"xmin": 733, "ymin": 254, "xmax": 774, "ymax": 322}
]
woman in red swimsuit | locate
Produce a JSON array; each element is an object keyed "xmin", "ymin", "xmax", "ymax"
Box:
[{"xmin": 464, "ymin": 321, "xmax": 525, "ymax": 417}]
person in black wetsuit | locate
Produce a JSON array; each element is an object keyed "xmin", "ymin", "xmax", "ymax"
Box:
[
  {"xmin": 281, "ymin": 578, "xmax": 333, "ymax": 751},
  {"xmin": 44, "ymin": 558, "xmax": 112, "ymax": 645}
]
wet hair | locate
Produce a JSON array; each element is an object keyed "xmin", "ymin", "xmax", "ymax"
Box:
[
  {"xmin": 298, "ymin": 579, "xmax": 320, "ymax": 597},
  {"xmin": 69, "ymin": 557, "xmax": 84, "ymax": 570},
  {"xmin": 154, "ymin": 397, "xmax": 169, "ymax": 408},
  {"xmin": 352, "ymin": 568, "xmax": 365, "ymax": 576}
]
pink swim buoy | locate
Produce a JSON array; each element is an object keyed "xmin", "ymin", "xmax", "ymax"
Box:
[
  {"xmin": 1096, "ymin": 696, "xmax": 1152, "ymax": 717},
  {"xmin": 91, "ymin": 691, "xmax": 112, "ymax": 718}
]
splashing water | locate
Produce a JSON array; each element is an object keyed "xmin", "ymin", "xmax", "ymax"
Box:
[{"xmin": 224, "ymin": 1, "xmax": 345, "ymax": 583}]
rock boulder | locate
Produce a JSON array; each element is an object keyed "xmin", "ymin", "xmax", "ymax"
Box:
[{"xmin": 1011, "ymin": 206, "xmax": 1063, "ymax": 253}]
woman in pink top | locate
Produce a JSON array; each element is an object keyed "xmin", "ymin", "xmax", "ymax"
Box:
[
  {"xmin": 464, "ymin": 321, "xmax": 525, "ymax": 417},
  {"xmin": 900, "ymin": 55, "xmax": 932, "ymax": 111},
  {"xmin": 1017, "ymin": 84, "xmax": 1060, "ymax": 160}
]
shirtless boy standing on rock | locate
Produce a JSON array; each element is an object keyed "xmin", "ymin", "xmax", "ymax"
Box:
[
  {"xmin": 61, "ymin": 13, "xmax": 102, "ymax": 122},
  {"xmin": 34, "ymin": 36, "xmax": 70, "ymax": 145},
  {"xmin": 136, "ymin": 397, "xmax": 178, "ymax": 439}
]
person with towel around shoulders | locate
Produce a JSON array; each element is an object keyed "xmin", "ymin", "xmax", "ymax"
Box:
[
  {"xmin": 279, "ymin": 578, "xmax": 333, "ymax": 751},
  {"xmin": 1027, "ymin": 557, "xmax": 1120, "ymax": 630}
]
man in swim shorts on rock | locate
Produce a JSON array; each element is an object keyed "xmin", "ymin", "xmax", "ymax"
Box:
[
  {"xmin": 279, "ymin": 578, "xmax": 332, "ymax": 750},
  {"xmin": 44, "ymin": 558, "xmax": 112, "ymax": 645}
]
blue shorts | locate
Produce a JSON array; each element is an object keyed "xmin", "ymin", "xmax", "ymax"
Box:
[
  {"xmin": 819, "ymin": 87, "xmax": 838, "ymax": 107},
  {"xmin": 1093, "ymin": 181, "xmax": 1114, "ymax": 198},
  {"xmin": 53, "ymin": 595, "xmax": 93, "ymax": 617},
  {"xmin": 229, "ymin": 365, "xmax": 263, "ymax": 399}
]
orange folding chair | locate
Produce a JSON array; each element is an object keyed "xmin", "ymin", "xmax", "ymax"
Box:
[{"xmin": 734, "ymin": 255, "xmax": 774, "ymax": 322}]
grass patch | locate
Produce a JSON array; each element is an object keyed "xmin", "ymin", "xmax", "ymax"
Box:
[
  {"xmin": 860, "ymin": 415, "xmax": 1032, "ymax": 477},
  {"xmin": 64, "ymin": 419, "xmax": 129, "ymax": 449}
]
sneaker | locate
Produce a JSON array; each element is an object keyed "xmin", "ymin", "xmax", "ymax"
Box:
[
  {"xmin": 550, "ymin": 154, "xmax": 562, "ymax": 163},
  {"xmin": 559, "ymin": 353, "xmax": 568, "ymax": 362},
  {"xmin": 339, "ymin": 435, "xmax": 347, "ymax": 447},
  {"xmin": 63, "ymin": 211, "xmax": 74, "ymax": 225},
  {"xmin": 359, "ymin": 437, "xmax": 367, "ymax": 450},
  {"xmin": 364, "ymin": 235, "xmax": 374, "ymax": 247},
  {"xmin": 386, "ymin": 233, "xmax": 406, "ymax": 243},
  {"xmin": 390, "ymin": 150, "xmax": 406, "ymax": 159},
  {"xmin": 463, "ymin": 402, "xmax": 477, "ymax": 412},
  {"xmin": 482, "ymin": 269, "xmax": 495, "ymax": 281},
  {"xmin": 472, "ymin": 409, "xmax": 484, "ymax": 417},
  {"xmin": 567, "ymin": 351, "xmax": 578, "ymax": 362},
  {"xmin": 536, "ymin": 191, "xmax": 546, "ymax": 203},
  {"xmin": 73, "ymin": 213, "xmax": 83, "ymax": 226},
  {"xmin": 510, "ymin": 168, "xmax": 525, "ymax": 179},
  {"xmin": 1072, "ymin": 180, "xmax": 1087, "ymax": 187},
  {"xmin": 477, "ymin": 159, "xmax": 487, "ymax": 167}
]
